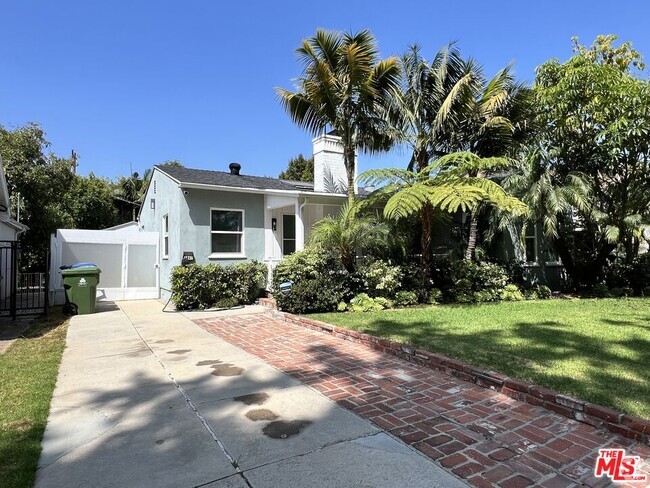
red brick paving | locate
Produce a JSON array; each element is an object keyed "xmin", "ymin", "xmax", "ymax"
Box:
[{"xmin": 194, "ymin": 314, "xmax": 650, "ymax": 488}]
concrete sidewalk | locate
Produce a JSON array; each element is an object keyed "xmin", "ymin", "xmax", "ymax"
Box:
[{"xmin": 37, "ymin": 300, "xmax": 467, "ymax": 488}]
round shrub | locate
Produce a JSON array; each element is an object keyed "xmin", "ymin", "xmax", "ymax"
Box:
[
  {"xmin": 610, "ymin": 286, "xmax": 633, "ymax": 298},
  {"xmin": 500, "ymin": 284, "xmax": 524, "ymax": 301},
  {"xmin": 394, "ymin": 290, "xmax": 418, "ymax": 307},
  {"xmin": 534, "ymin": 284, "xmax": 552, "ymax": 300},
  {"xmin": 357, "ymin": 259, "xmax": 402, "ymax": 298},
  {"xmin": 451, "ymin": 278, "xmax": 474, "ymax": 303},
  {"xmin": 427, "ymin": 288, "xmax": 443, "ymax": 304},
  {"xmin": 272, "ymin": 247, "xmax": 348, "ymax": 314},
  {"xmin": 525, "ymin": 284, "xmax": 552, "ymax": 300},
  {"xmin": 591, "ymin": 283, "xmax": 609, "ymax": 298},
  {"xmin": 346, "ymin": 293, "xmax": 390, "ymax": 312}
]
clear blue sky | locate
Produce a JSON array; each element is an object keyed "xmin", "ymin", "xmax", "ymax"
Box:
[{"xmin": 1, "ymin": 1, "xmax": 648, "ymax": 180}]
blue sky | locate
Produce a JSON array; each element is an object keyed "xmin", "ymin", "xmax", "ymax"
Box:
[{"xmin": 1, "ymin": 1, "xmax": 648, "ymax": 180}]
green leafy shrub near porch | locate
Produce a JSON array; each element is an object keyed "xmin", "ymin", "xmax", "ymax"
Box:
[
  {"xmin": 357, "ymin": 259, "xmax": 402, "ymax": 298},
  {"xmin": 272, "ymin": 248, "xmax": 348, "ymax": 314},
  {"xmin": 171, "ymin": 261, "xmax": 267, "ymax": 310},
  {"xmin": 449, "ymin": 260, "xmax": 509, "ymax": 303}
]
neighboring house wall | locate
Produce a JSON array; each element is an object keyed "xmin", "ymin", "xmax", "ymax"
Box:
[
  {"xmin": 492, "ymin": 223, "xmax": 565, "ymax": 290},
  {"xmin": 0, "ymin": 222, "xmax": 18, "ymax": 241}
]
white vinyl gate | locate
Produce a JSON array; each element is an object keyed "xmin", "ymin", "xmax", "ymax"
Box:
[{"xmin": 49, "ymin": 228, "xmax": 160, "ymax": 304}]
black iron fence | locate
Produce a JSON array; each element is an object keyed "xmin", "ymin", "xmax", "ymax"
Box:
[{"xmin": 0, "ymin": 241, "xmax": 48, "ymax": 319}]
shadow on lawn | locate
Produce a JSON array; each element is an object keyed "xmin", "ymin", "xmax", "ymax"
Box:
[{"xmin": 356, "ymin": 316, "xmax": 650, "ymax": 418}]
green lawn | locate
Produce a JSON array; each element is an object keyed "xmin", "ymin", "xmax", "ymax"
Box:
[
  {"xmin": 310, "ymin": 298, "xmax": 650, "ymax": 418},
  {"xmin": 0, "ymin": 311, "xmax": 69, "ymax": 488}
]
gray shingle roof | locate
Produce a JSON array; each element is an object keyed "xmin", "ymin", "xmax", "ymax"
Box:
[{"xmin": 155, "ymin": 165, "xmax": 301, "ymax": 191}]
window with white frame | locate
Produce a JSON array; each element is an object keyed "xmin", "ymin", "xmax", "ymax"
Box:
[
  {"xmin": 211, "ymin": 209, "xmax": 244, "ymax": 255},
  {"xmin": 524, "ymin": 225, "xmax": 537, "ymax": 263},
  {"xmin": 162, "ymin": 214, "xmax": 169, "ymax": 259}
]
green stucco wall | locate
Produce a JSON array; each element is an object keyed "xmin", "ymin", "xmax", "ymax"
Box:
[
  {"xmin": 180, "ymin": 188, "xmax": 265, "ymax": 265},
  {"xmin": 139, "ymin": 169, "xmax": 182, "ymax": 297},
  {"xmin": 139, "ymin": 171, "xmax": 266, "ymax": 299}
]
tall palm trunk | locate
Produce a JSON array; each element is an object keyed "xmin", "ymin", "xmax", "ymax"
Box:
[
  {"xmin": 416, "ymin": 150, "xmax": 433, "ymax": 292},
  {"xmin": 344, "ymin": 147, "xmax": 356, "ymax": 205},
  {"xmin": 420, "ymin": 202, "xmax": 433, "ymax": 292},
  {"xmin": 464, "ymin": 170, "xmax": 484, "ymax": 261},
  {"xmin": 465, "ymin": 213, "xmax": 478, "ymax": 261}
]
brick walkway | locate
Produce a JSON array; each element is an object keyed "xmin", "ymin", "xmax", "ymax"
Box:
[{"xmin": 194, "ymin": 314, "xmax": 650, "ymax": 488}]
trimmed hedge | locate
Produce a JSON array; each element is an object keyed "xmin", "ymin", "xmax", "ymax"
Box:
[{"xmin": 171, "ymin": 261, "xmax": 267, "ymax": 310}]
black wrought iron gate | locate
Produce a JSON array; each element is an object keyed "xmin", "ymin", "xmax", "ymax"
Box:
[{"xmin": 0, "ymin": 241, "xmax": 48, "ymax": 319}]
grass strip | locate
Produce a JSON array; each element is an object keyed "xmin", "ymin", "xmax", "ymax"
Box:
[{"xmin": 0, "ymin": 310, "xmax": 69, "ymax": 488}]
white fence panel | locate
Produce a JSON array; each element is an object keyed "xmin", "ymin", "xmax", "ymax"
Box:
[{"xmin": 50, "ymin": 228, "xmax": 160, "ymax": 304}]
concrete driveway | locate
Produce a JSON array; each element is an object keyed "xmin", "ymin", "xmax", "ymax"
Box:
[{"xmin": 36, "ymin": 300, "xmax": 466, "ymax": 488}]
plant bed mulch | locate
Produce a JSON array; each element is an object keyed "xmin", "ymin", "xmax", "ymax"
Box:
[{"xmin": 194, "ymin": 312, "xmax": 650, "ymax": 488}]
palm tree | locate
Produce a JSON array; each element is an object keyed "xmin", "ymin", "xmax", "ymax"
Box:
[
  {"xmin": 309, "ymin": 201, "xmax": 390, "ymax": 272},
  {"xmin": 276, "ymin": 29, "xmax": 400, "ymax": 205},
  {"xmin": 362, "ymin": 152, "xmax": 526, "ymax": 289},
  {"xmin": 444, "ymin": 66, "xmax": 531, "ymax": 261},
  {"xmin": 488, "ymin": 146, "xmax": 593, "ymax": 286},
  {"xmin": 383, "ymin": 44, "xmax": 474, "ymax": 284}
]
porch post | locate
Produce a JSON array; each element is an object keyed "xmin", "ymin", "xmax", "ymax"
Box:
[
  {"xmin": 295, "ymin": 200, "xmax": 305, "ymax": 252},
  {"xmin": 263, "ymin": 195, "xmax": 274, "ymax": 289}
]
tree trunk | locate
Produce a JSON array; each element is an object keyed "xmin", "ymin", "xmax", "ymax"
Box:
[
  {"xmin": 420, "ymin": 203, "xmax": 433, "ymax": 293},
  {"xmin": 344, "ymin": 147, "xmax": 356, "ymax": 206},
  {"xmin": 465, "ymin": 213, "xmax": 478, "ymax": 261}
]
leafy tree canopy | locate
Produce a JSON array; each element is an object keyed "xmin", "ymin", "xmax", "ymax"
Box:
[
  {"xmin": 0, "ymin": 123, "xmax": 118, "ymax": 268},
  {"xmin": 279, "ymin": 154, "xmax": 314, "ymax": 182},
  {"xmin": 531, "ymin": 35, "xmax": 650, "ymax": 284}
]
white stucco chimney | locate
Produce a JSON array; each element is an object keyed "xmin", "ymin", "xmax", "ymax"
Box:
[{"xmin": 312, "ymin": 133, "xmax": 357, "ymax": 194}]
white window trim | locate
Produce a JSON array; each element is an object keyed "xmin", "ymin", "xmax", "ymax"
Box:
[
  {"xmin": 161, "ymin": 214, "xmax": 169, "ymax": 260},
  {"xmin": 209, "ymin": 207, "xmax": 246, "ymax": 259},
  {"xmin": 523, "ymin": 224, "xmax": 538, "ymax": 266}
]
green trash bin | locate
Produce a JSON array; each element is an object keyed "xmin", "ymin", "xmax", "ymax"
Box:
[{"xmin": 61, "ymin": 266, "xmax": 101, "ymax": 315}]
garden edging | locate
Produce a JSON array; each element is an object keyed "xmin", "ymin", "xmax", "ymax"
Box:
[{"xmin": 265, "ymin": 308, "xmax": 650, "ymax": 446}]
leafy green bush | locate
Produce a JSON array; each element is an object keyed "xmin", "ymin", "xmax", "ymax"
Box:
[
  {"xmin": 643, "ymin": 286, "xmax": 650, "ymax": 297},
  {"xmin": 346, "ymin": 293, "xmax": 391, "ymax": 312},
  {"xmin": 591, "ymin": 283, "xmax": 610, "ymax": 298},
  {"xmin": 605, "ymin": 254, "xmax": 650, "ymax": 294},
  {"xmin": 525, "ymin": 284, "xmax": 552, "ymax": 300},
  {"xmin": 451, "ymin": 278, "xmax": 474, "ymax": 303},
  {"xmin": 533, "ymin": 284, "xmax": 552, "ymax": 299},
  {"xmin": 394, "ymin": 290, "xmax": 418, "ymax": 307},
  {"xmin": 171, "ymin": 261, "xmax": 267, "ymax": 310},
  {"xmin": 427, "ymin": 288, "xmax": 443, "ymax": 304},
  {"xmin": 357, "ymin": 259, "xmax": 402, "ymax": 298},
  {"xmin": 610, "ymin": 286, "xmax": 633, "ymax": 298},
  {"xmin": 500, "ymin": 284, "xmax": 524, "ymax": 301},
  {"xmin": 272, "ymin": 247, "xmax": 348, "ymax": 314},
  {"xmin": 449, "ymin": 261, "xmax": 509, "ymax": 303}
]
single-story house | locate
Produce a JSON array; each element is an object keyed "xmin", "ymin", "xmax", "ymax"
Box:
[
  {"xmin": 139, "ymin": 134, "xmax": 358, "ymax": 298},
  {"xmin": 138, "ymin": 133, "xmax": 566, "ymax": 298}
]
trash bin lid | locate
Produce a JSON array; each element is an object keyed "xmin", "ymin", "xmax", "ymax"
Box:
[
  {"xmin": 61, "ymin": 266, "xmax": 101, "ymax": 275},
  {"xmin": 71, "ymin": 262, "xmax": 97, "ymax": 268}
]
